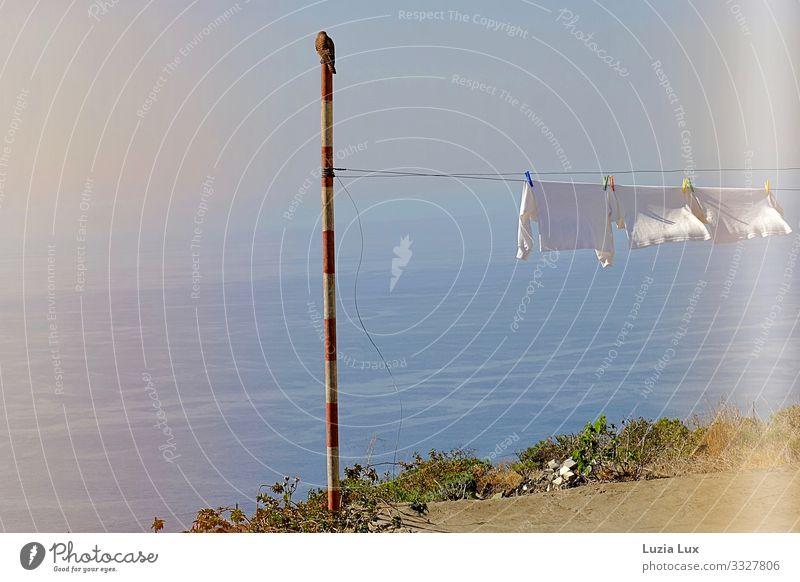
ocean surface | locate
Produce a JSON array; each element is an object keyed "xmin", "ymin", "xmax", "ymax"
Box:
[{"xmin": 1, "ymin": 204, "xmax": 798, "ymax": 532}]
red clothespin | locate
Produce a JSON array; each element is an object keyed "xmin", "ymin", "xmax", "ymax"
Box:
[{"xmin": 610, "ymin": 175, "xmax": 615, "ymax": 192}]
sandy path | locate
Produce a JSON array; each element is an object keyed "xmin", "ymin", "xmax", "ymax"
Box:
[{"xmin": 395, "ymin": 469, "xmax": 800, "ymax": 532}]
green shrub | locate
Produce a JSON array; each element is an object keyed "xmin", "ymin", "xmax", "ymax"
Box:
[
  {"xmin": 615, "ymin": 417, "xmax": 695, "ymax": 476},
  {"xmin": 189, "ymin": 472, "xmax": 395, "ymax": 533},
  {"xmin": 571, "ymin": 415, "xmax": 618, "ymax": 476},
  {"xmin": 379, "ymin": 449, "xmax": 490, "ymax": 503}
]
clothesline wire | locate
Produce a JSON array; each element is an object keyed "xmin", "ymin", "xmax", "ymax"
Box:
[
  {"xmin": 335, "ymin": 166, "xmax": 800, "ymax": 176},
  {"xmin": 333, "ymin": 166, "xmax": 800, "ymax": 191}
]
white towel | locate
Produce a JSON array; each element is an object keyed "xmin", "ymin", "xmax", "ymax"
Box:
[
  {"xmin": 528, "ymin": 181, "xmax": 615, "ymax": 267},
  {"xmin": 692, "ymin": 187, "xmax": 792, "ymax": 244},
  {"xmin": 611, "ymin": 184, "xmax": 710, "ymax": 249},
  {"xmin": 516, "ymin": 182, "xmax": 537, "ymax": 260}
]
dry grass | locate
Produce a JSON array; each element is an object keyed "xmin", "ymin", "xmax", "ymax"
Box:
[
  {"xmin": 475, "ymin": 462, "xmax": 523, "ymax": 498},
  {"xmin": 680, "ymin": 404, "xmax": 800, "ymax": 473},
  {"xmin": 184, "ymin": 404, "xmax": 800, "ymax": 532},
  {"xmin": 511, "ymin": 404, "xmax": 800, "ymax": 488}
]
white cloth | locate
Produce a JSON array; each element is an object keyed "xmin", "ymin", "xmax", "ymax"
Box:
[
  {"xmin": 611, "ymin": 184, "xmax": 710, "ymax": 249},
  {"xmin": 692, "ymin": 187, "xmax": 792, "ymax": 244},
  {"xmin": 527, "ymin": 181, "xmax": 615, "ymax": 267},
  {"xmin": 516, "ymin": 182, "xmax": 537, "ymax": 260}
]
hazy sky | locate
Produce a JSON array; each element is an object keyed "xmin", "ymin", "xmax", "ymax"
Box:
[{"xmin": 0, "ymin": 0, "xmax": 798, "ymax": 259}]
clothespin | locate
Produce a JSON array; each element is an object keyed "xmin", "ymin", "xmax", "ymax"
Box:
[
  {"xmin": 524, "ymin": 171, "xmax": 533, "ymax": 187},
  {"xmin": 764, "ymin": 178, "xmax": 785, "ymax": 215},
  {"xmin": 602, "ymin": 175, "xmax": 615, "ymax": 192},
  {"xmin": 610, "ymin": 175, "xmax": 615, "ymax": 192},
  {"xmin": 682, "ymin": 177, "xmax": 708, "ymax": 224}
]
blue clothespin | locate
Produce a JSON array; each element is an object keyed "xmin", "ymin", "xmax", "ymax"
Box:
[{"xmin": 524, "ymin": 171, "xmax": 533, "ymax": 187}]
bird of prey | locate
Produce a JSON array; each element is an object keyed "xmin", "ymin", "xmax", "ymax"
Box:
[{"xmin": 315, "ymin": 31, "xmax": 336, "ymax": 74}]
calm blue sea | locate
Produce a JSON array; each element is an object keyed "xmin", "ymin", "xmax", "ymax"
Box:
[{"xmin": 0, "ymin": 205, "xmax": 798, "ymax": 532}]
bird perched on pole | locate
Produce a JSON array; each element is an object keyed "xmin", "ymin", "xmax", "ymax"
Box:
[{"xmin": 315, "ymin": 30, "xmax": 336, "ymax": 74}]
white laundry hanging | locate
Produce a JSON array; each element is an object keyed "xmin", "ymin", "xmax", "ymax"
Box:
[
  {"xmin": 518, "ymin": 180, "xmax": 615, "ymax": 267},
  {"xmin": 611, "ymin": 184, "xmax": 710, "ymax": 249},
  {"xmin": 516, "ymin": 181, "xmax": 537, "ymax": 260},
  {"xmin": 692, "ymin": 187, "xmax": 792, "ymax": 244}
]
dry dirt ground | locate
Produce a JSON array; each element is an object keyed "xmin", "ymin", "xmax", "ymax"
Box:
[{"xmin": 393, "ymin": 469, "xmax": 800, "ymax": 532}]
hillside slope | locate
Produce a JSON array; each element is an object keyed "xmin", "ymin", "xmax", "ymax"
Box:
[{"xmin": 396, "ymin": 469, "xmax": 800, "ymax": 532}]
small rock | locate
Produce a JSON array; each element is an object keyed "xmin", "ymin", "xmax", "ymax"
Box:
[
  {"xmin": 563, "ymin": 470, "xmax": 574, "ymax": 480},
  {"xmin": 553, "ymin": 476, "xmax": 563, "ymax": 486},
  {"xmin": 559, "ymin": 465, "xmax": 572, "ymax": 476},
  {"xmin": 491, "ymin": 492, "xmax": 503, "ymax": 500},
  {"xmin": 547, "ymin": 459, "xmax": 559, "ymax": 470},
  {"xmin": 562, "ymin": 458, "xmax": 577, "ymax": 470}
]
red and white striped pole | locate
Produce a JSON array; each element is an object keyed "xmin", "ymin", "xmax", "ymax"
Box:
[{"xmin": 320, "ymin": 46, "xmax": 341, "ymax": 511}]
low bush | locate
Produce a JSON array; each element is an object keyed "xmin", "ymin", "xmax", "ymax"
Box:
[
  {"xmin": 181, "ymin": 404, "xmax": 800, "ymax": 532},
  {"xmin": 379, "ymin": 449, "xmax": 490, "ymax": 503}
]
